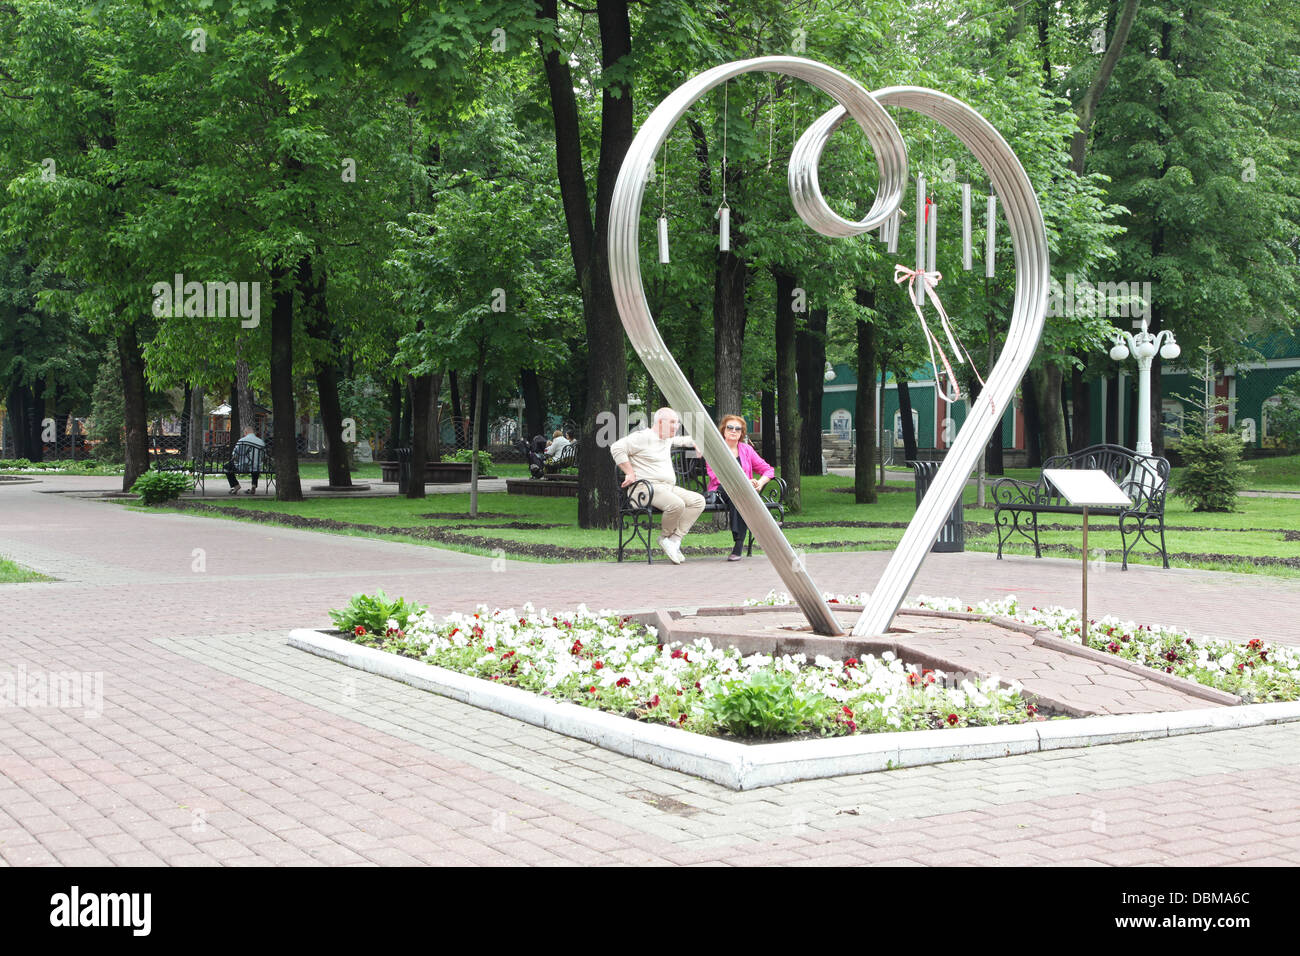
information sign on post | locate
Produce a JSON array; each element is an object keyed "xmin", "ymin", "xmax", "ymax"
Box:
[{"xmin": 1041, "ymin": 469, "xmax": 1133, "ymax": 643}]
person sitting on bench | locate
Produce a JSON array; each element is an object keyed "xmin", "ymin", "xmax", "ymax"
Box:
[
  {"xmin": 704, "ymin": 415, "xmax": 775, "ymax": 561},
  {"xmin": 610, "ymin": 408, "xmax": 701, "ymax": 565},
  {"xmin": 226, "ymin": 426, "xmax": 266, "ymax": 495}
]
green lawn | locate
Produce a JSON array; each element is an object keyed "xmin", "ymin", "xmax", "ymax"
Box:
[
  {"xmin": 139, "ymin": 471, "xmax": 1300, "ymax": 577},
  {"xmin": 0, "ymin": 556, "xmax": 49, "ymax": 583}
]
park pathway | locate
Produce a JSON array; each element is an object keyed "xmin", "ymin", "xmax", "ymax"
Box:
[{"xmin": 1, "ymin": 476, "xmax": 1299, "ymax": 866}]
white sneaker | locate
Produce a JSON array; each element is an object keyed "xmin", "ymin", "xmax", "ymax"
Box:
[{"xmin": 660, "ymin": 534, "xmax": 685, "ymax": 564}]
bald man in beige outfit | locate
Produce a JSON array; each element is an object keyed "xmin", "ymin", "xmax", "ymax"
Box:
[{"xmin": 610, "ymin": 408, "xmax": 705, "ymax": 564}]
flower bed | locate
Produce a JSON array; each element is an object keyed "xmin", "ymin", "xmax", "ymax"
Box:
[
  {"xmin": 336, "ymin": 601, "xmax": 1031, "ymax": 739},
  {"xmin": 747, "ymin": 592, "xmax": 1300, "ymax": 704}
]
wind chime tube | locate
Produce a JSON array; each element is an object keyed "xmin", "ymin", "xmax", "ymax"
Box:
[
  {"xmin": 985, "ymin": 194, "xmax": 996, "ymax": 278},
  {"xmin": 961, "ymin": 183, "xmax": 972, "ymax": 271},
  {"xmin": 718, "ymin": 206, "xmax": 730, "ymax": 252},
  {"xmin": 927, "ymin": 198, "xmax": 937, "ymax": 274},
  {"xmin": 657, "ymin": 215, "xmax": 670, "ymax": 263},
  {"xmin": 914, "ymin": 174, "xmax": 926, "ymax": 273}
]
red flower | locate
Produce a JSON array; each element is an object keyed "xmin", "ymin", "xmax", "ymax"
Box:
[
  {"xmin": 1165, "ymin": 666, "xmax": 1173, "ymax": 673},
  {"xmin": 1248, "ymin": 638, "xmax": 1262, "ymax": 650},
  {"xmin": 501, "ymin": 650, "xmax": 515, "ymax": 659},
  {"xmin": 670, "ymin": 648, "xmax": 683, "ymax": 660},
  {"xmin": 694, "ymin": 682, "xmax": 701, "ymax": 690},
  {"xmin": 946, "ymin": 713, "xmax": 959, "ymax": 726},
  {"xmin": 682, "ymin": 652, "xmax": 690, "ymax": 663},
  {"xmin": 648, "ymin": 695, "xmax": 660, "ymax": 708},
  {"xmin": 1026, "ymin": 704, "xmax": 1038, "ymax": 715},
  {"xmin": 678, "ymin": 713, "xmax": 687, "ymax": 725},
  {"xmin": 616, "ymin": 677, "xmax": 631, "ymax": 688},
  {"xmin": 449, "ymin": 627, "xmax": 459, "ymax": 637},
  {"xmin": 509, "ymin": 662, "xmax": 518, "ymax": 673},
  {"xmin": 1106, "ymin": 642, "xmax": 1119, "ymax": 653},
  {"xmin": 593, "ymin": 660, "xmax": 603, "ymax": 670},
  {"xmin": 842, "ymin": 706, "xmax": 854, "ymax": 718},
  {"xmin": 907, "ymin": 673, "xmax": 919, "ymax": 687},
  {"xmin": 569, "ymin": 639, "xmax": 583, "ymax": 655},
  {"xmin": 588, "ymin": 686, "xmax": 596, "ymax": 693},
  {"xmin": 486, "ymin": 646, "xmax": 494, "ymax": 653},
  {"xmin": 518, "ymin": 617, "xmax": 526, "ymax": 625},
  {"xmin": 829, "ymin": 598, "xmax": 840, "ymax": 604},
  {"xmin": 845, "ymin": 720, "xmax": 857, "ymax": 733},
  {"xmin": 353, "ymin": 625, "xmax": 367, "ymax": 636},
  {"xmin": 845, "ymin": 658, "xmax": 859, "ymax": 668}
]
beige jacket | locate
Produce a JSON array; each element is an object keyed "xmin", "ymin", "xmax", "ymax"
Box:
[{"xmin": 609, "ymin": 428, "xmax": 694, "ymax": 485}]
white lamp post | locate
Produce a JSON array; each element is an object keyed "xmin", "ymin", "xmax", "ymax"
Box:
[{"xmin": 1108, "ymin": 319, "xmax": 1180, "ymax": 455}]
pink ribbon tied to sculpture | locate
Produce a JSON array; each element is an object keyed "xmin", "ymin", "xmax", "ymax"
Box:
[{"xmin": 893, "ymin": 263, "xmax": 989, "ymax": 412}]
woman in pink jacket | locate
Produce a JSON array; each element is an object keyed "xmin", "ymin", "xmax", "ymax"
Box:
[{"xmin": 705, "ymin": 415, "xmax": 776, "ymax": 561}]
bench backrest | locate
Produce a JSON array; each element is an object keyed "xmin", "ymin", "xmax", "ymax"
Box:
[
  {"xmin": 1041, "ymin": 443, "xmax": 1168, "ymax": 512},
  {"xmin": 230, "ymin": 442, "xmax": 268, "ymax": 473}
]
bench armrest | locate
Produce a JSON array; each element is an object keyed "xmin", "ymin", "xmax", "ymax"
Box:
[{"xmin": 992, "ymin": 477, "xmax": 1044, "ymax": 507}]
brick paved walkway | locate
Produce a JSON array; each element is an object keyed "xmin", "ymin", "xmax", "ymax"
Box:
[{"xmin": 2, "ymin": 476, "xmax": 1299, "ymax": 866}]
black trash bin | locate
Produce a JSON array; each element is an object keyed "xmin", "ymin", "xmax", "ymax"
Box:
[
  {"xmin": 392, "ymin": 446, "xmax": 412, "ymax": 495},
  {"xmin": 910, "ymin": 460, "xmax": 964, "ymax": 553}
]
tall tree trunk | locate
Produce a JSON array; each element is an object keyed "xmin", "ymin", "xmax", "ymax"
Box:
[
  {"xmin": 537, "ymin": 0, "xmax": 632, "ymax": 529},
  {"xmin": 1071, "ymin": 358, "xmax": 1091, "ymax": 451},
  {"xmin": 520, "ymin": 367, "xmax": 545, "ymax": 441},
  {"xmin": 773, "ymin": 269, "xmax": 801, "ymax": 511},
  {"xmin": 303, "ymin": 256, "xmax": 351, "ymax": 488},
  {"xmin": 896, "ymin": 370, "xmax": 918, "ymax": 462},
  {"xmin": 187, "ymin": 385, "xmax": 204, "ymax": 459},
  {"xmin": 854, "ymin": 288, "xmax": 877, "ymax": 504},
  {"xmin": 797, "ymin": 306, "xmax": 827, "ymax": 476},
  {"xmin": 179, "ymin": 385, "xmax": 191, "ymax": 460},
  {"xmin": 713, "ymin": 248, "xmax": 747, "ymax": 417},
  {"xmin": 270, "ymin": 263, "xmax": 302, "ymax": 501},
  {"xmin": 228, "ymin": 381, "xmax": 240, "ymax": 444},
  {"xmin": 760, "ymin": 383, "xmax": 776, "ymax": 465},
  {"xmin": 1029, "ymin": 366, "xmax": 1068, "ymax": 461},
  {"xmin": 235, "ymin": 347, "xmax": 254, "ymax": 437},
  {"xmin": 118, "ymin": 324, "xmax": 149, "ymax": 489},
  {"xmin": 1022, "ymin": 378, "xmax": 1041, "ymax": 466},
  {"xmin": 406, "ymin": 372, "xmax": 432, "ymax": 499}
]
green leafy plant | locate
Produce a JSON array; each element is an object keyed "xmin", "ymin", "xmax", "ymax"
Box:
[
  {"xmin": 330, "ymin": 590, "xmax": 428, "ymax": 636},
  {"xmin": 129, "ymin": 470, "xmax": 192, "ymax": 504},
  {"xmin": 702, "ymin": 669, "xmax": 833, "ymax": 738},
  {"xmin": 446, "ymin": 448, "xmax": 492, "ymax": 473}
]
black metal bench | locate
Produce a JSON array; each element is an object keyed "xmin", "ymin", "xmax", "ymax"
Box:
[
  {"xmin": 616, "ymin": 449, "xmax": 787, "ymax": 564},
  {"xmin": 545, "ymin": 442, "xmax": 577, "ymax": 475},
  {"xmin": 195, "ymin": 442, "xmax": 276, "ymax": 495},
  {"xmin": 992, "ymin": 443, "xmax": 1170, "ymax": 569}
]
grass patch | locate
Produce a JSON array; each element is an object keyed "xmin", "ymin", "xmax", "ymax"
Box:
[
  {"xmin": 138, "ymin": 471, "xmax": 1300, "ymax": 577},
  {"xmin": 0, "ymin": 556, "xmax": 50, "ymax": 583}
]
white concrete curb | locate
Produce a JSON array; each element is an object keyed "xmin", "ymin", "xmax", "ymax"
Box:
[{"xmin": 289, "ymin": 628, "xmax": 1300, "ymax": 791}]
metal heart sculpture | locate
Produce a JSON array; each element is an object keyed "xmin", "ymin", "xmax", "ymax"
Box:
[{"xmin": 608, "ymin": 57, "xmax": 1049, "ymax": 637}]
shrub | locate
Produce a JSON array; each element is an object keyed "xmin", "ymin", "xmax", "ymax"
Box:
[
  {"xmin": 329, "ymin": 590, "xmax": 428, "ymax": 636},
  {"xmin": 702, "ymin": 669, "xmax": 833, "ymax": 738},
  {"xmin": 1172, "ymin": 429, "xmax": 1247, "ymax": 512},
  {"xmin": 130, "ymin": 470, "xmax": 193, "ymax": 504},
  {"xmin": 446, "ymin": 448, "xmax": 492, "ymax": 473}
]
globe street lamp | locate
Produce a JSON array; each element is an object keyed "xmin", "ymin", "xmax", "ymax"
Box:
[{"xmin": 1108, "ymin": 319, "xmax": 1180, "ymax": 455}]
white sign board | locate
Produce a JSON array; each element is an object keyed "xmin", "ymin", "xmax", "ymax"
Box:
[{"xmin": 1042, "ymin": 468, "xmax": 1132, "ymax": 508}]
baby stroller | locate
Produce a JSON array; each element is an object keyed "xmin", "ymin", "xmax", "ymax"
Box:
[{"xmin": 516, "ymin": 437, "xmax": 547, "ymax": 479}]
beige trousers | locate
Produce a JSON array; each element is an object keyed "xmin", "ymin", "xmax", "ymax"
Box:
[{"xmin": 646, "ymin": 482, "xmax": 705, "ymax": 538}]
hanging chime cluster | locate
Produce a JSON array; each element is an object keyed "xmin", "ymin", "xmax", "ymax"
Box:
[{"xmin": 651, "ymin": 81, "xmax": 1000, "ymax": 408}]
